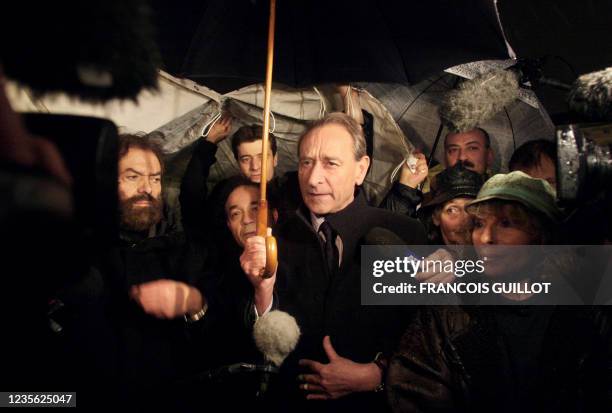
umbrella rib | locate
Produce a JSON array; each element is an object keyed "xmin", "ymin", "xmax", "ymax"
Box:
[{"xmin": 503, "ymin": 106, "xmax": 516, "ymax": 152}]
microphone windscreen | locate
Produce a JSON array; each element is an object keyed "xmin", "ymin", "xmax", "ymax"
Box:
[
  {"xmin": 440, "ymin": 69, "xmax": 520, "ymax": 133},
  {"xmin": 253, "ymin": 310, "xmax": 300, "ymax": 367},
  {"xmin": 568, "ymin": 67, "xmax": 612, "ymax": 122}
]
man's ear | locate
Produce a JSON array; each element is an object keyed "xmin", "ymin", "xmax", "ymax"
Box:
[
  {"xmin": 355, "ymin": 156, "xmax": 370, "ymax": 185},
  {"xmin": 273, "ymin": 153, "xmax": 278, "ymax": 167}
]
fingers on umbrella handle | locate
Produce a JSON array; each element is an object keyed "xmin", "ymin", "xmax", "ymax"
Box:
[{"xmin": 262, "ymin": 232, "xmax": 278, "ymax": 279}]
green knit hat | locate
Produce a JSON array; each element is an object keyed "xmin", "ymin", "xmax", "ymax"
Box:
[{"xmin": 465, "ymin": 171, "xmax": 563, "ymax": 223}]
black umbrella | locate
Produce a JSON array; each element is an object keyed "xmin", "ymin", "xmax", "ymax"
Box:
[
  {"xmin": 151, "ymin": 0, "xmax": 509, "ymax": 93},
  {"xmin": 498, "ymin": 0, "xmax": 612, "ymax": 77},
  {"xmin": 497, "ymin": 0, "xmax": 612, "ymax": 118}
]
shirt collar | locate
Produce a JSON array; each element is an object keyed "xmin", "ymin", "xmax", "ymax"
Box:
[{"xmin": 310, "ymin": 212, "xmax": 326, "ymax": 233}]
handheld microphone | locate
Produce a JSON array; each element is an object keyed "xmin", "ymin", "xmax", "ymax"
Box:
[{"xmin": 253, "ymin": 310, "xmax": 300, "ymax": 397}]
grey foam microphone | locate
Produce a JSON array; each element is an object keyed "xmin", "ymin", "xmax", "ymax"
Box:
[
  {"xmin": 253, "ymin": 310, "xmax": 300, "ymax": 367},
  {"xmin": 253, "ymin": 310, "xmax": 300, "ymax": 397},
  {"xmin": 440, "ymin": 69, "xmax": 520, "ymax": 133},
  {"xmin": 568, "ymin": 67, "xmax": 612, "ymax": 122}
]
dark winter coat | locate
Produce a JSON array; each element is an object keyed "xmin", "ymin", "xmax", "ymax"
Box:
[
  {"xmin": 380, "ymin": 182, "xmax": 424, "ymax": 218},
  {"xmin": 388, "ymin": 305, "xmax": 612, "ymax": 413},
  {"xmin": 262, "ymin": 193, "xmax": 427, "ymax": 412},
  {"xmin": 98, "ymin": 219, "xmax": 214, "ymax": 408}
]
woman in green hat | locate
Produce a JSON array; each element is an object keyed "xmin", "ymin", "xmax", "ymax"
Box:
[{"xmin": 387, "ymin": 172, "xmax": 611, "ymax": 413}]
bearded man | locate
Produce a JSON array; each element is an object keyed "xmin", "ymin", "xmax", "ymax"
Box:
[{"xmin": 102, "ymin": 134, "xmax": 213, "ymax": 409}]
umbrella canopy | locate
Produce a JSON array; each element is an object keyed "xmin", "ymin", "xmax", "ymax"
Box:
[
  {"xmin": 498, "ymin": 0, "xmax": 612, "ymax": 76},
  {"xmin": 362, "ymin": 66, "xmax": 555, "ymax": 173},
  {"xmin": 151, "ymin": 0, "xmax": 509, "ymax": 93}
]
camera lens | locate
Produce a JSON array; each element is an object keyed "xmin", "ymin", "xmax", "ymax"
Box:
[{"xmin": 556, "ymin": 123, "xmax": 612, "ymax": 202}]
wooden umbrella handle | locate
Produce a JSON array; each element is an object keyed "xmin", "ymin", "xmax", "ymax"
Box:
[{"xmin": 264, "ymin": 230, "xmax": 278, "ymax": 279}]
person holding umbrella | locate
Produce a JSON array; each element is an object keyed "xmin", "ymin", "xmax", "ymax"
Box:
[
  {"xmin": 381, "ymin": 127, "xmax": 494, "ymax": 218},
  {"xmin": 240, "ymin": 112, "xmax": 426, "ymax": 411}
]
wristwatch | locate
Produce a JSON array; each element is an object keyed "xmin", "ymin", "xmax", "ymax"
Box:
[
  {"xmin": 373, "ymin": 352, "xmax": 387, "ymax": 393},
  {"xmin": 184, "ymin": 302, "xmax": 208, "ymax": 323}
]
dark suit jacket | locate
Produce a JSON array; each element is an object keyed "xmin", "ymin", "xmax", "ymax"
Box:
[{"xmin": 265, "ymin": 192, "xmax": 427, "ymax": 412}]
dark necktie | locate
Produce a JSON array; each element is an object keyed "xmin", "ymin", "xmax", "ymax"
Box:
[{"xmin": 319, "ymin": 220, "xmax": 339, "ymax": 276}]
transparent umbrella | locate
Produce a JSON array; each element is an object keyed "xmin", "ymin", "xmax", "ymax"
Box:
[{"xmin": 361, "ymin": 60, "xmax": 555, "ymax": 174}]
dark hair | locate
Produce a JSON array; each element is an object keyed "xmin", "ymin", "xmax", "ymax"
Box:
[
  {"xmin": 118, "ymin": 133, "xmax": 165, "ymax": 173},
  {"xmin": 205, "ymin": 176, "xmax": 261, "ymax": 255},
  {"xmin": 508, "ymin": 139, "xmax": 556, "ymax": 172},
  {"xmin": 203, "ymin": 176, "xmax": 258, "ymax": 234},
  {"xmin": 231, "ymin": 125, "xmax": 278, "ymax": 160},
  {"xmin": 218, "ymin": 176, "xmax": 259, "ymax": 218}
]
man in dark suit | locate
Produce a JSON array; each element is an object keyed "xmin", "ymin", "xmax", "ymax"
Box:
[{"xmin": 240, "ymin": 112, "xmax": 427, "ymax": 411}]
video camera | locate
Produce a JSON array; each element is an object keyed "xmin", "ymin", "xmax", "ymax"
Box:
[{"xmin": 556, "ymin": 122, "xmax": 612, "ymax": 202}]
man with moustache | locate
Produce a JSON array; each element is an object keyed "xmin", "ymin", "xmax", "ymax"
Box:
[
  {"xmin": 101, "ymin": 134, "xmax": 212, "ymax": 409},
  {"xmin": 381, "ymin": 127, "xmax": 494, "ymax": 217},
  {"xmin": 240, "ymin": 113, "xmax": 426, "ymax": 412}
]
